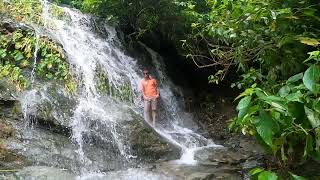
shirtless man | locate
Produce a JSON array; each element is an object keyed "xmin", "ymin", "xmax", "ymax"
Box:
[{"xmin": 140, "ymin": 69, "xmax": 160, "ymax": 126}]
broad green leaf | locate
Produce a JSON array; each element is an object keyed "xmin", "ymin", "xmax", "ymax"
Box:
[
  {"xmin": 304, "ymin": 106, "xmax": 320, "ymax": 129},
  {"xmin": 289, "ymin": 172, "xmax": 307, "ymax": 180},
  {"xmin": 266, "ymin": 95, "xmax": 285, "ymax": 102},
  {"xmin": 237, "ymin": 96, "xmax": 251, "ymax": 119},
  {"xmin": 297, "ymin": 37, "xmax": 320, "ymax": 47},
  {"xmin": 237, "ymin": 96, "xmax": 252, "ymax": 110},
  {"xmin": 249, "ymin": 167, "xmax": 264, "ymax": 175},
  {"xmin": 256, "ymin": 111, "xmax": 275, "ymax": 146},
  {"xmin": 286, "ymin": 91, "xmax": 303, "ymax": 102},
  {"xmin": 256, "ymin": 90, "xmax": 267, "ymax": 99},
  {"xmin": 14, "ymin": 51, "xmax": 24, "ymax": 61},
  {"xmin": 304, "ymin": 106, "xmax": 320, "ymax": 150},
  {"xmin": 256, "ymin": 90, "xmax": 286, "ymax": 111},
  {"xmin": 258, "ymin": 170, "xmax": 278, "ymax": 180},
  {"xmin": 287, "ymin": 73, "xmax": 303, "ymax": 84},
  {"xmin": 278, "ymin": 85, "xmax": 290, "ymax": 97},
  {"xmin": 303, "ymin": 65, "xmax": 320, "ymax": 94},
  {"xmin": 269, "ymin": 101, "xmax": 287, "ymax": 113}
]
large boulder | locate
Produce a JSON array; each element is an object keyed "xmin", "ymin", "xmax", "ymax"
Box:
[
  {"xmin": 20, "ymin": 82, "xmax": 77, "ymax": 130},
  {"xmin": 125, "ymin": 110, "xmax": 180, "ymax": 162}
]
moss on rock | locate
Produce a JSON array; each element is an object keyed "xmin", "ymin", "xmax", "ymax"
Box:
[{"xmin": 0, "ymin": 119, "xmax": 27, "ymax": 169}]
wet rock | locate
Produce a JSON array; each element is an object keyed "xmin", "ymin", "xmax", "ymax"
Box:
[
  {"xmin": 0, "ymin": 121, "xmax": 14, "ymax": 139},
  {"xmin": 241, "ymin": 158, "xmax": 264, "ymax": 170},
  {"xmin": 6, "ymin": 119, "xmax": 127, "ymax": 173},
  {"xmin": 157, "ymin": 162, "xmax": 242, "ymax": 180},
  {"xmin": 0, "ymin": 119, "xmax": 27, "ymax": 169},
  {"xmin": 0, "ymin": 16, "xmax": 34, "ymax": 33},
  {"xmin": 7, "ymin": 124, "xmax": 79, "ymax": 172},
  {"xmin": 125, "ymin": 110, "xmax": 180, "ymax": 162},
  {"xmin": 0, "ymin": 166, "xmax": 76, "ymax": 180},
  {"xmin": 0, "ymin": 79, "xmax": 20, "ymax": 102},
  {"xmin": 195, "ymin": 147, "xmax": 250, "ymax": 166},
  {"xmin": 21, "ymin": 83, "xmax": 76, "ymax": 131},
  {"xmin": 4, "ymin": 97, "xmax": 180, "ymax": 173},
  {"xmin": 239, "ymin": 137, "xmax": 265, "ymax": 156},
  {"xmin": 91, "ymin": 168, "xmax": 175, "ymax": 180}
]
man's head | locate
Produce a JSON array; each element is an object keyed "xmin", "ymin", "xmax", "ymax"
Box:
[{"xmin": 143, "ymin": 69, "xmax": 150, "ymax": 79}]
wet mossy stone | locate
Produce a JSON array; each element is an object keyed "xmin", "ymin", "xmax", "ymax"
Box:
[{"xmin": 125, "ymin": 110, "xmax": 180, "ymax": 162}]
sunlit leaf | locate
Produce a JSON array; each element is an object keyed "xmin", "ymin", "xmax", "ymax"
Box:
[
  {"xmin": 297, "ymin": 37, "xmax": 320, "ymax": 47},
  {"xmin": 258, "ymin": 170, "xmax": 278, "ymax": 180},
  {"xmin": 255, "ymin": 111, "xmax": 275, "ymax": 147},
  {"xmin": 303, "ymin": 65, "xmax": 320, "ymax": 94}
]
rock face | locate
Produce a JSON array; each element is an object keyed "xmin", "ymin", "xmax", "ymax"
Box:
[
  {"xmin": 0, "ymin": 103, "xmax": 27, "ymax": 170},
  {"xmin": 0, "ymin": 80, "xmax": 21, "ymax": 101},
  {"xmin": 21, "ymin": 83, "xmax": 76, "ymax": 130},
  {"xmin": 0, "ymin": 166, "xmax": 76, "ymax": 180},
  {"xmin": 125, "ymin": 111, "xmax": 180, "ymax": 162},
  {"xmin": 157, "ymin": 161, "xmax": 243, "ymax": 180}
]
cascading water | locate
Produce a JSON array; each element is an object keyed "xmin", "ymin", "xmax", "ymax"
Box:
[
  {"xmin": 140, "ymin": 44, "xmax": 223, "ymax": 164},
  {"xmin": 30, "ymin": 0, "xmax": 49, "ymax": 85},
  {"xmin": 19, "ymin": 0, "xmax": 223, "ymax": 177},
  {"xmin": 30, "ymin": 32, "xmax": 40, "ymax": 86}
]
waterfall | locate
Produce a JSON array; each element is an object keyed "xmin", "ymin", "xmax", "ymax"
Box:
[
  {"xmin": 19, "ymin": 0, "xmax": 222, "ymax": 177},
  {"xmin": 30, "ymin": 32, "xmax": 40, "ymax": 86}
]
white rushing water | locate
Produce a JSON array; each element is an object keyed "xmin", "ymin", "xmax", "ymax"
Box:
[
  {"xmin": 30, "ymin": 32, "xmax": 40, "ymax": 86},
  {"xmin": 20, "ymin": 0, "xmax": 222, "ymax": 176}
]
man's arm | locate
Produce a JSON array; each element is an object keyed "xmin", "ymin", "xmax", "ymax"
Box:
[{"xmin": 155, "ymin": 80, "xmax": 160, "ymax": 99}]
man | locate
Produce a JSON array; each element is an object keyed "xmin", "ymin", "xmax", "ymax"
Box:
[{"xmin": 140, "ymin": 69, "xmax": 160, "ymax": 127}]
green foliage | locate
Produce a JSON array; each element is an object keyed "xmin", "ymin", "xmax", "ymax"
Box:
[
  {"xmin": 0, "ymin": 64, "xmax": 28, "ymax": 90},
  {"xmin": 250, "ymin": 167, "xmax": 278, "ymax": 180},
  {"xmin": 230, "ymin": 52, "xmax": 320, "ymax": 168},
  {"xmin": 0, "ymin": 0, "xmax": 43, "ymax": 24},
  {"xmin": 179, "ymin": 0, "xmax": 319, "ymax": 82},
  {"xmin": 1, "ymin": 0, "xmax": 67, "ymax": 26},
  {"xmin": 59, "ymin": 0, "xmax": 319, "ymax": 84},
  {"xmin": 54, "ymin": 0, "xmax": 189, "ymax": 42},
  {"xmin": 303, "ymin": 65, "xmax": 320, "ymax": 94},
  {"xmin": 0, "ymin": 28, "xmax": 74, "ymax": 91},
  {"xmin": 250, "ymin": 167, "xmax": 308, "ymax": 180},
  {"xmin": 96, "ymin": 69, "xmax": 133, "ymax": 102}
]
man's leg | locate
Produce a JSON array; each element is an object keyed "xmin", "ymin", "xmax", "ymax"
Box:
[
  {"xmin": 144, "ymin": 100, "xmax": 152, "ymax": 123},
  {"xmin": 151, "ymin": 110, "xmax": 157, "ymax": 127},
  {"xmin": 151, "ymin": 99, "xmax": 157, "ymax": 127}
]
